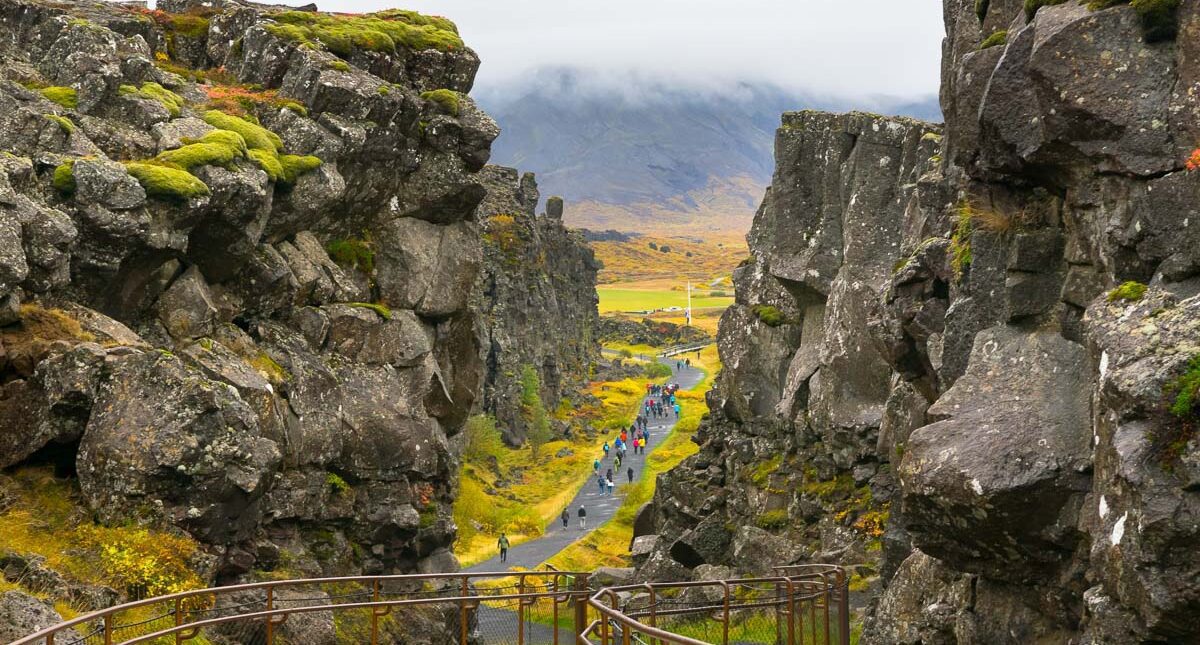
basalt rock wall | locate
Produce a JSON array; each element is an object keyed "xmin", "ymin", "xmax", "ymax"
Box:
[
  {"xmin": 641, "ymin": 2, "xmax": 1200, "ymax": 643},
  {"xmin": 0, "ymin": 0, "xmax": 498, "ymax": 588},
  {"xmin": 473, "ymin": 166, "xmax": 600, "ymax": 446}
]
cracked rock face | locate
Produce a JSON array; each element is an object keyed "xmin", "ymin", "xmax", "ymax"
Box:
[
  {"xmin": 640, "ymin": 3, "xmax": 1200, "ymax": 643},
  {"xmin": 471, "ymin": 165, "xmax": 600, "ymax": 446},
  {"xmin": 0, "ymin": 0, "xmax": 498, "ymax": 584}
]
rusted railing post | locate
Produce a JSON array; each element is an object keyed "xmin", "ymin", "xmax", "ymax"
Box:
[
  {"xmin": 103, "ymin": 615, "xmax": 113, "ymax": 645},
  {"xmin": 721, "ymin": 581, "xmax": 730, "ymax": 645},
  {"xmin": 816, "ymin": 571, "xmax": 829, "ymax": 645},
  {"xmin": 646, "ymin": 584, "xmax": 657, "ymax": 645},
  {"xmin": 839, "ymin": 570, "xmax": 850, "ymax": 645},
  {"xmin": 518, "ymin": 575, "xmax": 527, "ymax": 645},
  {"xmin": 369, "ymin": 579, "xmax": 381, "ymax": 645},
  {"xmin": 174, "ymin": 597, "xmax": 183, "ymax": 645},
  {"xmin": 786, "ymin": 578, "xmax": 796, "ymax": 645},
  {"xmin": 574, "ymin": 575, "xmax": 589, "ymax": 645},
  {"xmin": 264, "ymin": 586, "xmax": 275, "ymax": 645},
  {"xmin": 553, "ymin": 575, "xmax": 560, "ymax": 645},
  {"xmin": 460, "ymin": 577, "xmax": 471, "ymax": 645}
]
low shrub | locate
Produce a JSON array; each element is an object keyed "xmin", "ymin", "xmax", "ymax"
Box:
[
  {"xmin": 124, "ymin": 162, "xmax": 211, "ymax": 201},
  {"xmin": 1188, "ymin": 148, "xmax": 1200, "ymax": 171},
  {"xmin": 1107, "ymin": 281, "xmax": 1148, "ymax": 303},
  {"xmin": 643, "ymin": 362, "xmax": 672, "ymax": 379},
  {"xmin": 421, "ymin": 89, "xmax": 460, "ymax": 116},
  {"xmin": 38, "ymin": 86, "xmax": 77, "ymax": 109},
  {"xmin": 950, "ymin": 201, "xmax": 974, "ymax": 279},
  {"xmin": 326, "ymin": 472, "xmax": 351, "ymax": 496},
  {"xmin": 462, "ymin": 415, "xmax": 503, "ymax": 463}
]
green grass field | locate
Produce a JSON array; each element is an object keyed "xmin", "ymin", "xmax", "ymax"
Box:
[{"xmin": 598, "ymin": 287, "xmax": 734, "ymax": 313}]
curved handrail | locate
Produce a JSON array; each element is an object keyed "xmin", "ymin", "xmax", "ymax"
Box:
[{"xmin": 10, "ymin": 570, "xmax": 590, "ymax": 645}]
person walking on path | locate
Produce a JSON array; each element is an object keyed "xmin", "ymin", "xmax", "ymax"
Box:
[
  {"xmin": 606, "ymin": 468, "xmax": 613, "ymax": 482},
  {"xmin": 627, "ymin": 466, "xmax": 634, "ymax": 483},
  {"xmin": 578, "ymin": 506, "xmax": 587, "ymax": 529},
  {"xmin": 593, "ymin": 458, "xmax": 600, "ymax": 474},
  {"xmin": 606, "ymin": 475, "xmax": 614, "ymax": 495},
  {"xmin": 597, "ymin": 473, "xmax": 605, "ymax": 494},
  {"xmin": 561, "ymin": 509, "xmax": 570, "ymax": 530},
  {"xmin": 614, "ymin": 453, "xmax": 622, "ymax": 471},
  {"xmin": 498, "ymin": 533, "xmax": 510, "ymax": 563},
  {"xmin": 674, "ymin": 402, "xmax": 681, "ymax": 417},
  {"xmin": 603, "ymin": 442, "xmax": 610, "ymax": 458}
]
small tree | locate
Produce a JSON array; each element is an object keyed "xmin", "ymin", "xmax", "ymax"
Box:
[
  {"xmin": 519, "ymin": 365, "xmax": 553, "ymax": 460},
  {"xmin": 462, "ymin": 414, "xmax": 502, "ymax": 464}
]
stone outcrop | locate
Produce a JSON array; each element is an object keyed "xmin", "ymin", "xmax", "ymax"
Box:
[
  {"xmin": 472, "ymin": 165, "xmax": 599, "ymax": 445},
  {"xmin": 0, "ymin": 0, "xmax": 496, "ymax": 589},
  {"xmin": 641, "ymin": 2, "xmax": 1200, "ymax": 643}
]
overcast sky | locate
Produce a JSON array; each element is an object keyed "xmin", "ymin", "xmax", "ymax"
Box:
[{"xmin": 266, "ymin": 1, "xmax": 945, "ymax": 98}]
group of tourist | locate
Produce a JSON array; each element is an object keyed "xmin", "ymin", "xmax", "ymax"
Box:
[
  {"xmin": 645, "ymin": 381, "xmax": 683, "ymax": 419},
  {"xmin": 497, "ymin": 361, "xmax": 694, "ymax": 563}
]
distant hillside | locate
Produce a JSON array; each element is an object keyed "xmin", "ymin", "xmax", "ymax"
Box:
[{"xmin": 475, "ymin": 68, "xmax": 941, "ymax": 231}]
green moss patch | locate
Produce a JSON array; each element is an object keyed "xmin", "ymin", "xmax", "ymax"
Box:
[
  {"xmin": 979, "ymin": 30, "xmax": 1008, "ymax": 49},
  {"xmin": 52, "ymin": 159, "xmax": 76, "ymax": 195},
  {"xmin": 421, "ymin": 89, "xmax": 460, "ymax": 116},
  {"xmin": 38, "ymin": 86, "xmax": 77, "ymax": 109},
  {"xmin": 43, "ymin": 114, "xmax": 75, "ymax": 135},
  {"xmin": 751, "ymin": 304, "xmax": 788, "ymax": 327},
  {"xmin": 755, "ymin": 510, "xmax": 789, "ymax": 530},
  {"xmin": 327, "ymin": 60, "xmax": 351, "ymax": 72},
  {"xmin": 327, "ymin": 236, "xmax": 375, "ymax": 273},
  {"xmin": 124, "ymin": 162, "xmax": 211, "ymax": 201},
  {"xmin": 265, "ymin": 9, "xmax": 463, "ymax": 57},
  {"xmin": 1167, "ymin": 355, "xmax": 1200, "ymax": 419},
  {"xmin": 1107, "ymin": 281, "xmax": 1148, "ymax": 303},
  {"xmin": 279, "ymin": 154, "xmax": 322, "ymax": 184},
  {"xmin": 119, "ymin": 82, "xmax": 185, "ymax": 117},
  {"xmin": 346, "ymin": 302, "xmax": 392, "ymax": 319},
  {"xmin": 202, "ymin": 110, "xmax": 282, "ymax": 152}
]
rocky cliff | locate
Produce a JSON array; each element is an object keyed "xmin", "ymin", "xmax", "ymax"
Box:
[
  {"xmin": 639, "ymin": 2, "xmax": 1200, "ymax": 643},
  {"xmin": 472, "ymin": 166, "xmax": 600, "ymax": 446},
  {"xmin": 0, "ymin": 0, "xmax": 498, "ymax": 589}
]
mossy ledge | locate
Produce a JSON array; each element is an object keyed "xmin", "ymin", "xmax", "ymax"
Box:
[{"xmin": 264, "ymin": 9, "xmax": 464, "ymax": 57}]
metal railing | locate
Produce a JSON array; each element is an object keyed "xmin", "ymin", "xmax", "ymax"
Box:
[
  {"xmin": 9, "ymin": 564, "xmax": 848, "ymax": 645},
  {"xmin": 656, "ymin": 343, "xmax": 708, "ymax": 358},
  {"xmin": 9, "ymin": 570, "xmax": 591, "ymax": 645},
  {"xmin": 578, "ymin": 565, "xmax": 850, "ymax": 645}
]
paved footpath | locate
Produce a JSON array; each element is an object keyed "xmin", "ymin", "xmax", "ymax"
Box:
[{"xmin": 464, "ymin": 356, "xmax": 705, "ymax": 573}]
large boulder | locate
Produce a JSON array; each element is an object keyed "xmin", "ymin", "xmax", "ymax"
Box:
[
  {"xmin": 899, "ymin": 326, "xmax": 1092, "ymax": 583},
  {"xmin": 77, "ymin": 351, "xmax": 281, "ymax": 543},
  {"xmin": 0, "ymin": 590, "xmax": 81, "ymax": 643}
]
